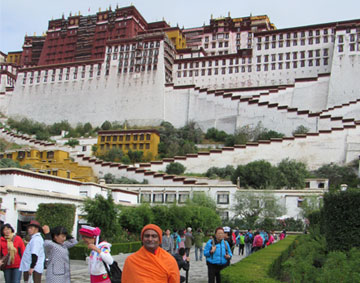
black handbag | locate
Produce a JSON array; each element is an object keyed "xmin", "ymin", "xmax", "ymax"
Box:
[{"xmin": 103, "ymin": 260, "xmax": 122, "ymax": 283}]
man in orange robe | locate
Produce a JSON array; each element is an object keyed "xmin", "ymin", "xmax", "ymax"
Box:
[{"xmin": 122, "ymin": 224, "xmax": 180, "ymax": 283}]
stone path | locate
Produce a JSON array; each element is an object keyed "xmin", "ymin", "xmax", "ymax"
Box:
[{"xmin": 1, "ymin": 246, "xmax": 246, "ymax": 282}]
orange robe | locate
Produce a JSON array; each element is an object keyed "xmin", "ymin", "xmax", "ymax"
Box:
[{"xmin": 122, "ymin": 246, "xmax": 180, "ymax": 283}]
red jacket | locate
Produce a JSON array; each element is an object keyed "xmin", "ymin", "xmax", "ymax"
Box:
[
  {"xmin": 252, "ymin": 234, "xmax": 263, "ymax": 248},
  {"xmin": 0, "ymin": 235, "xmax": 26, "ymax": 269}
]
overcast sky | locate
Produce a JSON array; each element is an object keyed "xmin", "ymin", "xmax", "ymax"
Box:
[{"xmin": 1, "ymin": 0, "xmax": 359, "ymax": 53}]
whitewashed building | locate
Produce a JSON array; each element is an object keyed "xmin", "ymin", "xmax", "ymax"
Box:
[{"xmin": 0, "ymin": 168, "xmax": 138, "ymax": 236}]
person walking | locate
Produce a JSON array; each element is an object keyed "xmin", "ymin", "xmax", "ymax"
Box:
[
  {"xmin": 122, "ymin": 224, "xmax": 180, "ymax": 282},
  {"xmin": 204, "ymin": 227, "xmax": 232, "ymax": 283},
  {"xmin": 173, "ymin": 247, "xmax": 190, "ymax": 283},
  {"xmin": 0, "ymin": 223, "xmax": 25, "ymax": 283},
  {"xmin": 172, "ymin": 229, "xmax": 180, "ymax": 254},
  {"xmin": 42, "ymin": 225, "xmax": 78, "ymax": 283},
  {"xmin": 79, "ymin": 225, "xmax": 114, "ymax": 283},
  {"xmin": 244, "ymin": 229, "xmax": 253, "ymax": 257},
  {"xmin": 19, "ymin": 220, "xmax": 45, "ymax": 283},
  {"xmin": 184, "ymin": 227, "xmax": 193, "ymax": 257},
  {"xmin": 162, "ymin": 229, "xmax": 174, "ymax": 254},
  {"xmin": 193, "ymin": 228, "xmax": 205, "ymax": 261},
  {"xmin": 236, "ymin": 232, "xmax": 245, "ymax": 256},
  {"xmin": 252, "ymin": 232, "xmax": 263, "ymax": 253}
]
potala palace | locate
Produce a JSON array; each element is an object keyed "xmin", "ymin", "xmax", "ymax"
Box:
[{"xmin": 0, "ymin": 5, "xmax": 359, "ymax": 232}]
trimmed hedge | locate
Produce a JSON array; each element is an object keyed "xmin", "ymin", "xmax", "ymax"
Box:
[
  {"xmin": 323, "ymin": 190, "xmax": 360, "ymax": 251},
  {"xmin": 36, "ymin": 203, "xmax": 76, "ymax": 234},
  {"xmin": 69, "ymin": 241, "xmax": 142, "ymax": 260},
  {"xmin": 221, "ymin": 236, "xmax": 297, "ymax": 283}
]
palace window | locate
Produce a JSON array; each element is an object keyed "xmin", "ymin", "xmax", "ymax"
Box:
[
  {"xmin": 217, "ymin": 194, "xmax": 229, "ymax": 204},
  {"xmin": 179, "ymin": 194, "xmax": 189, "ymax": 203},
  {"xmin": 141, "ymin": 193, "xmax": 151, "ymax": 203},
  {"xmin": 166, "ymin": 194, "xmax": 176, "ymax": 203}
]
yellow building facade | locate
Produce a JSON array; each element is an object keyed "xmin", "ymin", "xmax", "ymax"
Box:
[
  {"xmin": 0, "ymin": 149, "xmax": 96, "ymax": 182},
  {"xmin": 6, "ymin": 51, "xmax": 22, "ymax": 65},
  {"xmin": 96, "ymin": 129, "xmax": 160, "ymax": 160},
  {"xmin": 165, "ymin": 28, "xmax": 187, "ymax": 50}
]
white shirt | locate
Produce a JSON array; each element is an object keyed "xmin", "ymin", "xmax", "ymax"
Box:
[{"xmin": 20, "ymin": 232, "xmax": 45, "ymax": 273}]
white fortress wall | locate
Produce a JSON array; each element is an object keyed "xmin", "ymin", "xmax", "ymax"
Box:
[
  {"xmin": 323, "ymin": 101, "xmax": 360, "ymax": 120},
  {"xmin": 327, "ymin": 28, "xmax": 360, "ymax": 107},
  {"xmin": 257, "ymin": 86, "xmax": 294, "ymax": 106},
  {"xmin": 291, "ymin": 75, "xmax": 330, "ymax": 111},
  {"xmin": 0, "ymin": 92, "xmax": 11, "ymax": 116},
  {"xmin": 142, "ymin": 125, "xmax": 360, "ymax": 174},
  {"xmin": 7, "ymin": 41, "xmax": 168, "ymax": 127}
]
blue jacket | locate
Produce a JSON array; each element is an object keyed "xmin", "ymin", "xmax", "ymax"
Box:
[{"xmin": 204, "ymin": 239, "xmax": 232, "ymax": 265}]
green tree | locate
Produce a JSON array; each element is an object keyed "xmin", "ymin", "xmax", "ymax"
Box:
[
  {"xmin": 276, "ymin": 158, "xmax": 309, "ymax": 189},
  {"xmin": 179, "ymin": 121, "xmax": 203, "ymax": 144},
  {"xmin": 101, "ymin": 120, "xmax": 112, "ymax": 130},
  {"xmin": 231, "ymin": 160, "xmax": 277, "ymax": 189},
  {"xmin": 64, "ymin": 138, "xmax": 80, "ymax": 147},
  {"xmin": 299, "ymin": 195, "xmax": 322, "ymax": 219},
  {"xmin": 257, "ymin": 130, "xmax": 285, "ymax": 140},
  {"xmin": 205, "ymin": 166, "xmax": 234, "ymax": 180},
  {"xmin": 0, "ymin": 158, "xmax": 22, "ymax": 168},
  {"xmin": 127, "ymin": 150, "xmax": 143, "ymax": 164},
  {"xmin": 98, "ymin": 148, "xmax": 124, "ymax": 162},
  {"xmin": 82, "ymin": 193, "xmax": 121, "ymax": 241},
  {"xmin": 292, "ymin": 125, "xmax": 310, "ymax": 136},
  {"xmin": 233, "ymin": 191, "xmax": 286, "ymax": 228},
  {"xmin": 314, "ymin": 163, "xmax": 360, "ymax": 190},
  {"xmin": 119, "ymin": 204, "xmax": 154, "ymax": 234},
  {"xmin": 83, "ymin": 122, "xmax": 93, "ymax": 134},
  {"xmin": 166, "ymin": 162, "xmax": 186, "ymax": 175},
  {"xmin": 187, "ymin": 192, "xmax": 217, "ymax": 210},
  {"xmin": 49, "ymin": 120, "xmax": 71, "ymax": 135}
]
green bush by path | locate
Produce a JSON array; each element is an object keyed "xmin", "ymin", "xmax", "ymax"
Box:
[
  {"xmin": 221, "ymin": 235, "xmax": 297, "ymax": 283},
  {"xmin": 69, "ymin": 241, "xmax": 142, "ymax": 260},
  {"xmin": 36, "ymin": 203, "xmax": 76, "ymax": 234},
  {"xmin": 322, "ymin": 190, "xmax": 360, "ymax": 251}
]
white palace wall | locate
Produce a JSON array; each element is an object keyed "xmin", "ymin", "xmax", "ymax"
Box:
[
  {"xmin": 7, "ymin": 42, "xmax": 168, "ymax": 127},
  {"xmin": 327, "ymin": 29, "xmax": 360, "ymax": 107},
  {"xmin": 146, "ymin": 125, "xmax": 360, "ymax": 174}
]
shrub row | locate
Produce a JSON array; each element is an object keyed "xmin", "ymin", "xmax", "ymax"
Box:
[
  {"xmin": 322, "ymin": 190, "xmax": 360, "ymax": 251},
  {"xmin": 69, "ymin": 241, "xmax": 142, "ymax": 260},
  {"xmin": 221, "ymin": 235, "xmax": 297, "ymax": 283}
]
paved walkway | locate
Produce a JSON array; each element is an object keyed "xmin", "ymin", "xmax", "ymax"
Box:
[{"xmin": 1, "ymin": 246, "xmax": 246, "ymax": 282}]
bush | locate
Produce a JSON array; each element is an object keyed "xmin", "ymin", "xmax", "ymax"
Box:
[
  {"xmin": 69, "ymin": 241, "xmax": 142, "ymax": 260},
  {"xmin": 82, "ymin": 194, "xmax": 121, "ymax": 242},
  {"xmin": 221, "ymin": 236, "xmax": 297, "ymax": 282},
  {"xmin": 64, "ymin": 138, "xmax": 80, "ymax": 147},
  {"xmin": 313, "ymin": 163, "xmax": 360, "ymax": 191},
  {"xmin": 166, "ymin": 162, "xmax": 186, "ymax": 175},
  {"xmin": 322, "ymin": 190, "xmax": 360, "ymax": 251},
  {"xmin": 36, "ymin": 203, "xmax": 76, "ymax": 234},
  {"xmin": 292, "ymin": 125, "xmax": 309, "ymax": 136}
]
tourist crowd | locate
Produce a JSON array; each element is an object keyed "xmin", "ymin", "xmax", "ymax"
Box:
[{"xmin": 0, "ymin": 221, "xmax": 286, "ymax": 283}]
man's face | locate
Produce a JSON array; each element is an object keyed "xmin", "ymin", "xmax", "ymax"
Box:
[
  {"xmin": 27, "ymin": 226, "xmax": 38, "ymax": 236},
  {"xmin": 165, "ymin": 229, "xmax": 170, "ymax": 236},
  {"xmin": 143, "ymin": 229, "xmax": 160, "ymax": 253}
]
